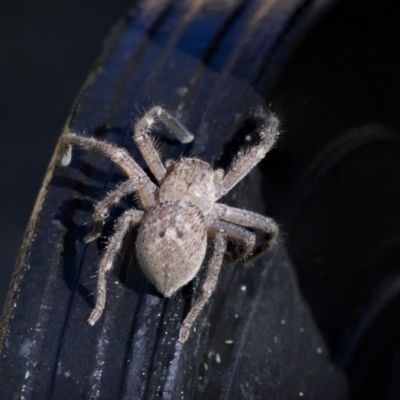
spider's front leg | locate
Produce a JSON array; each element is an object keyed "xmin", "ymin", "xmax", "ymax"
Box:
[
  {"xmin": 215, "ymin": 111, "xmax": 279, "ymax": 200},
  {"xmin": 60, "ymin": 133, "xmax": 157, "ymax": 209},
  {"xmin": 88, "ymin": 209, "xmax": 144, "ymax": 325},
  {"xmin": 214, "ymin": 203, "xmax": 279, "ymax": 256},
  {"xmin": 179, "ymin": 229, "xmax": 227, "ymax": 343},
  {"xmin": 133, "ymin": 106, "xmax": 194, "ymax": 183}
]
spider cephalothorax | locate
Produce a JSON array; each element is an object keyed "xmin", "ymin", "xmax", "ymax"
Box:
[{"xmin": 61, "ymin": 106, "xmax": 279, "ymax": 342}]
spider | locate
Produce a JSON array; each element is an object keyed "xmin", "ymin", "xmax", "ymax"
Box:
[{"xmin": 61, "ymin": 106, "xmax": 279, "ymax": 343}]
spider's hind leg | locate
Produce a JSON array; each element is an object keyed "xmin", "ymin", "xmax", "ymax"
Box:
[
  {"xmin": 88, "ymin": 209, "xmax": 144, "ymax": 326},
  {"xmin": 179, "ymin": 229, "xmax": 227, "ymax": 343}
]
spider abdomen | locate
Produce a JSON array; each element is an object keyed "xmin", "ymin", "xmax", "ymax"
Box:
[{"xmin": 136, "ymin": 201, "xmax": 207, "ymax": 297}]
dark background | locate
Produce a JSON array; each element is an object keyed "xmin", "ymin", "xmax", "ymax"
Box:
[{"xmin": 0, "ymin": 0, "xmax": 134, "ymax": 310}]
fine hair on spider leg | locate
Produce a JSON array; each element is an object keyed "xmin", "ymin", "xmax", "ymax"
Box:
[{"xmin": 60, "ymin": 106, "xmax": 279, "ymax": 343}]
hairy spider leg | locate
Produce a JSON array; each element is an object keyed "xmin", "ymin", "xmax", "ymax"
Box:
[
  {"xmin": 61, "ymin": 134, "xmax": 157, "ymax": 209},
  {"xmin": 179, "ymin": 229, "xmax": 227, "ymax": 343},
  {"xmin": 215, "ymin": 113, "xmax": 279, "ymax": 200},
  {"xmin": 214, "ymin": 203, "xmax": 279, "ymax": 255},
  {"xmin": 88, "ymin": 209, "xmax": 144, "ymax": 325},
  {"xmin": 209, "ymin": 219, "xmax": 256, "ymax": 262},
  {"xmin": 133, "ymin": 106, "xmax": 194, "ymax": 183},
  {"xmin": 85, "ymin": 178, "xmax": 143, "ymax": 243}
]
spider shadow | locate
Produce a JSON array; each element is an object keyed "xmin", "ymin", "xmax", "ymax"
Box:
[
  {"xmin": 54, "ymin": 197, "xmax": 95, "ymax": 308},
  {"xmin": 52, "ymin": 160, "xmax": 127, "ymax": 197}
]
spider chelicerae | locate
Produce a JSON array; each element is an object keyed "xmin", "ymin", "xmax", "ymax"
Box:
[{"xmin": 61, "ymin": 106, "xmax": 279, "ymax": 343}]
